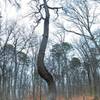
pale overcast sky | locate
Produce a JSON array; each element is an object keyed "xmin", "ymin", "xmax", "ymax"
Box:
[{"xmin": 0, "ymin": 0, "xmax": 100, "ymax": 44}]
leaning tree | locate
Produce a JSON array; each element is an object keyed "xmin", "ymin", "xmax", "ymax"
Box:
[{"xmin": 36, "ymin": 0, "xmax": 62, "ymax": 100}]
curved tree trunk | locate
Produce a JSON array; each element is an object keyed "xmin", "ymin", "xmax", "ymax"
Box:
[{"xmin": 37, "ymin": 0, "xmax": 56, "ymax": 100}]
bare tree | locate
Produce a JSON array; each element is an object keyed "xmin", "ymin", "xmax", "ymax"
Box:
[{"xmin": 36, "ymin": 0, "xmax": 57, "ymax": 100}]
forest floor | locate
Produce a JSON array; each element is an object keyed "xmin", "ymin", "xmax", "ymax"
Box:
[
  {"xmin": 56, "ymin": 96, "xmax": 96, "ymax": 100},
  {"xmin": 69, "ymin": 96, "xmax": 94, "ymax": 100},
  {"xmin": 26, "ymin": 95, "xmax": 100, "ymax": 100}
]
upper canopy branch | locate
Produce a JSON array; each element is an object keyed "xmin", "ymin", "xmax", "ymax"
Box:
[
  {"xmin": 47, "ymin": 6, "xmax": 63, "ymax": 10},
  {"xmin": 57, "ymin": 24, "xmax": 91, "ymax": 39},
  {"xmin": 47, "ymin": 6, "xmax": 63, "ymax": 20}
]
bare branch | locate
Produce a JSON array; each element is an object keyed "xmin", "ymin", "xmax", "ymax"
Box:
[
  {"xmin": 57, "ymin": 23, "xmax": 91, "ymax": 39},
  {"xmin": 47, "ymin": 6, "xmax": 63, "ymax": 10}
]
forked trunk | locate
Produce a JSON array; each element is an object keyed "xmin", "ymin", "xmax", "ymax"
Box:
[{"xmin": 37, "ymin": 0, "xmax": 56, "ymax": 100}]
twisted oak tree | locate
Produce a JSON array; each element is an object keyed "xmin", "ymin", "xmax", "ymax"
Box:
[{"xmin": 37, "ymin": 0, "xmax": 56, "ymax": 100}]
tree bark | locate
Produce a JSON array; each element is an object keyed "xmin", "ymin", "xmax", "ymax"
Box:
[{"xmin": 37, "ymin": 0, "xmax": 56, "ymax": 100}]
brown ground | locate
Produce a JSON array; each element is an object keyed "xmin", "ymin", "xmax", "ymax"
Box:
[
  {"xmin": 70, "ymin": 96, "xmax": 94, "ymax": 100},
  {"xmin": 26, "ymin": 95, "xmax": 99, "ymax": 100}
]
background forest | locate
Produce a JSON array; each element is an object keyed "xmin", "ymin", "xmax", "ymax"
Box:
[{"xmin": 0, "ymin": 0, "xmax": 100, "ymax": 100}]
